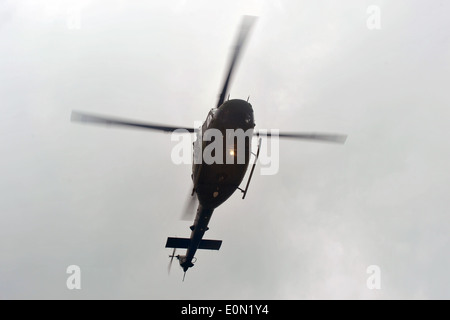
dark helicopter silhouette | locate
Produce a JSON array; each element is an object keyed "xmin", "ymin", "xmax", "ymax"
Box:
[{"xmin": 71, "ymin": 16, "xmax": 346, "ymax": 280}]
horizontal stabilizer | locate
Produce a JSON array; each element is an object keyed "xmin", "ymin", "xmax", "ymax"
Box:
[{"xmin": 165, "ymin": 237, "xmax": 222, "ymax": 250}]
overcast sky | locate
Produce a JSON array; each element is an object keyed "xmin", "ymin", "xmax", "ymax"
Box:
[{"xmin": 1, "ymin": 0, "xmax": 449, "ymax": 299}]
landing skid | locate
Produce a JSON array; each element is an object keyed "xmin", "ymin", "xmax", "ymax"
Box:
[{"xmin": 238, "ymin": 137, "xmax": 262, "ymax": 199}]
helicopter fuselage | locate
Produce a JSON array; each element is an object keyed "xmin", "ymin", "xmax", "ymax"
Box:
[
  {"xmin": 193, "ymin": 99, "xmax": 255, "ymax": 209},
  {"xmin": 178, "ymin": 99, "xmax": 255, "ymax": 272}
]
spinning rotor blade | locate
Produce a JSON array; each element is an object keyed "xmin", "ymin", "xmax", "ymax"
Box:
[
  {"xmin": 217, "ymin": 15, "xmax": 257, "ymax": 108},
  {"xmin": 71, "ymin": 111, "xmax": 195, "ymax": 133},
  {"xmin": 181, "ymin": 191, "xmax": 198, "ymax": 221},
  {"xmin": 168, "ymin": 248, "xmax": 176, "ymax": 274},
  {"xmin": 254, "ymin": 131, "xmax": 347, "ymax": 144}
]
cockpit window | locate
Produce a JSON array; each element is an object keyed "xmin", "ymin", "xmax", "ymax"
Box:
[
  {"xmin": 206, "ymin": 114, "xmax": 213, "ymax": 127},
  {"xmin": 205, "ymin": 108, "xmax": 217, "ymax": 127}
]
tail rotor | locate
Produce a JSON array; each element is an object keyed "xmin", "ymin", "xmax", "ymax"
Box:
[{"xmin": 168, "ymin": 248, "xmax": 177, "ymax": 274}]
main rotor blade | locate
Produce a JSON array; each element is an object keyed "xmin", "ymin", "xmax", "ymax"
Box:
[
  {"xmin": 168, "ymin": 248, "xmax": 176, "ymax": 275},
  {"xmin": 181, "ymin": 191, "xmax": 198, "ymax": 221},
  {"xmin": 254, "ymin": 131, "xmax": 347, "ymax": 144},
  {"xmin": 71, "ymin": 111, "xmax": 195, "ymax": 133},
  {"xmin": 217, "ymin": 15, "xmax": 257, "ymax": 108}
]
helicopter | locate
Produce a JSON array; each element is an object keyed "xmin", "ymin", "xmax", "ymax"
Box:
[{"xmin": 71, "ymin": 16, "xmax": 347, "ymax": 280}]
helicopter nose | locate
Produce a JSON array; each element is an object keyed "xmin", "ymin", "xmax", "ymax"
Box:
[{"xmin": 218, "ymin": 99, "xmax": 255, "ymax": 129}]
